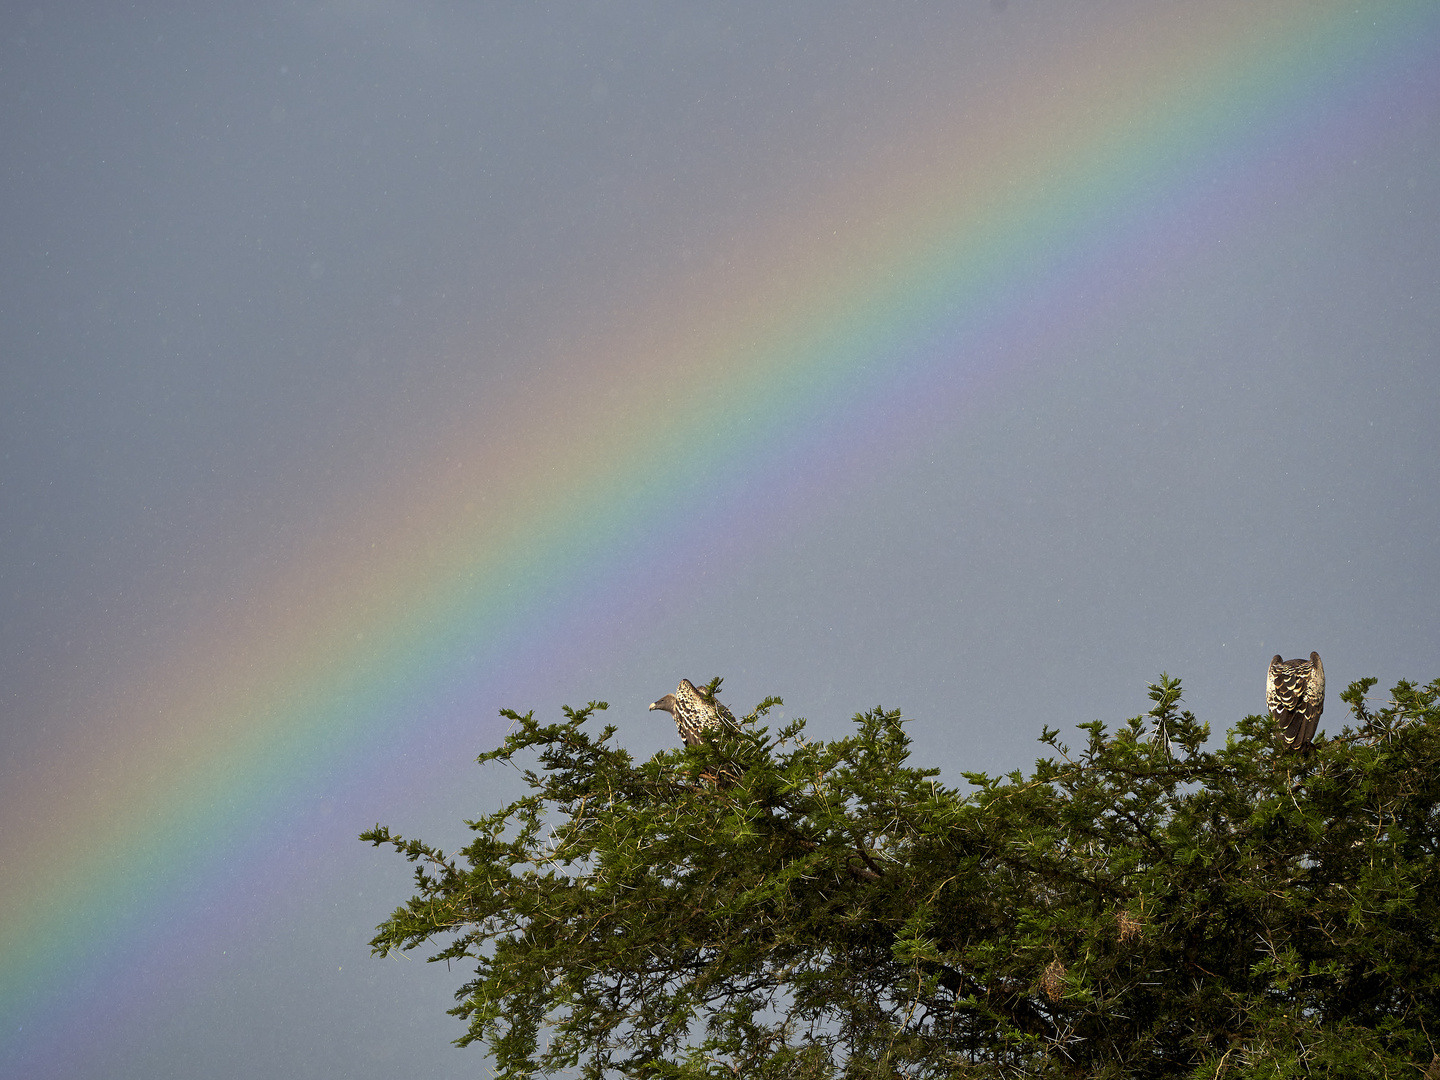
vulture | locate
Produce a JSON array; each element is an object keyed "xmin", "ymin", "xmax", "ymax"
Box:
[
  {"xmin": 1267, "ymin": 651, "xmax": 1325, "ymax": 751},
  {"xmin": 648, "ymin": 678, "xmax": 737, "ymax": 747}
]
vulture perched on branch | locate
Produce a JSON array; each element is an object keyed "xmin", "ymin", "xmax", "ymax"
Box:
[
  {"xmin": 1267, "ymin": 651, "xmax": 1325, "ymax": 751},
  {"xmin": 648, "ymin": 678, "xmax": 737, "ymax": 747}
]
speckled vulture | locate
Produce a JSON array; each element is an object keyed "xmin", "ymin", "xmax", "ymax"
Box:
[
  {"xmin": 1267, "ymin": 651, "xmax": 1325, "ymax": 751},
  {"xmin": 648, "ymin": 678, "xmax": 737, "ymax": 747}
]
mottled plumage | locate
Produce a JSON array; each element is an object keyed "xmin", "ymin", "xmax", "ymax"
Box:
[
  {"xmin": 1267, "ymin": 651, "xmax": 1325, "ymax": 751},
  {"xmin": 649, "ymin": 678, "xmax": 737, "ymax": 747}
]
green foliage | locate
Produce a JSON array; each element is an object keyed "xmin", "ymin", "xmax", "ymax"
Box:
[{"xmin": 363, "ymin": 676, "xmax": 1440, "ymax": 1078}]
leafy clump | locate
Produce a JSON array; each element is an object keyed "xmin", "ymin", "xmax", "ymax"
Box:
[{"xmin": 364, "ymin": 675, "xmax": 1440, "ymax": 1078}]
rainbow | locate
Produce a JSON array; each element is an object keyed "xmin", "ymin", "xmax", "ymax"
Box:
[{"xmin": 3, "ymin": 1, "xmax": 1436, "ymax": 1072}]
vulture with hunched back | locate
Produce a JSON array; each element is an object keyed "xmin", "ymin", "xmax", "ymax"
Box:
[
  {"xmin": 648, "ymin": 678, "xmax": 737, "ymax": 746},
  {"xmin": 1267, "ymin": 651, "xmax": 1325, "ymax": 751}
]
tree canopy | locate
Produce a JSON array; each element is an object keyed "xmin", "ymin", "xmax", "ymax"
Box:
[{"xmin": 363, "ymin": 675, "xmax": 1440, "ymax": 1078}]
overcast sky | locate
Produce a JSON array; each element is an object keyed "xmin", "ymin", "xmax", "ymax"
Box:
[{"xmin": 2, "ymin": 3, "xmax": 1438, "ymax": 1078}]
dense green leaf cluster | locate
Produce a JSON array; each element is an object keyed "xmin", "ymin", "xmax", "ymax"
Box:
[{"xmin": 363, "ymin": 675, "xmax": 1440, "ymax": 1078}]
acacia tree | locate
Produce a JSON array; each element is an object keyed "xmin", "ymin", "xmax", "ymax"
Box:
[{"xmin": 363, "ymin": 675, "xmax": 1440, "ymax": 1078}]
